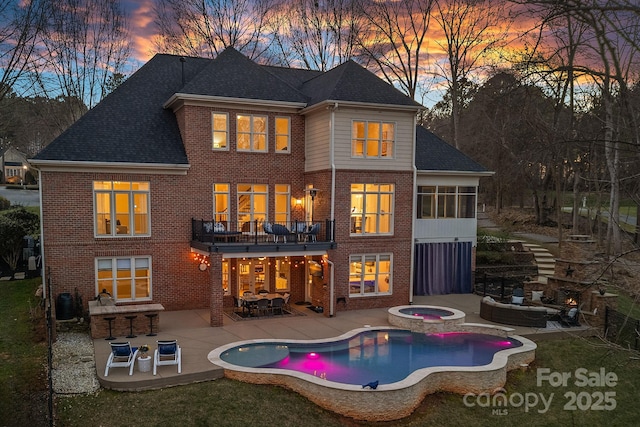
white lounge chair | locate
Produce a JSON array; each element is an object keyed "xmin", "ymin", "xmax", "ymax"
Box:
[
  {"xmin": 153, "ymin": 340, "xmax": 182, "ymax": 375},
  {"xmin": 104, "ymin": 342, "xmax": 139, "ymax": 376}
]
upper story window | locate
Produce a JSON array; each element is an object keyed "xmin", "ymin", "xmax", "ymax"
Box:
[
  {"xmin": 274, "ymin": 184, "xmax": 290, "ymax": 224},
  {"xmin": 238, "ymin": 183, "xmax": 267, "ymax": 232},
  {"xmin": 94, "ymin": 181, "xmax": 150, "ymax": 237},
  {"xmin": 275, "ymin": 117, "xmax": 290, "ymax": 153},
  {"xmin": 417, "ymin": 185, "xmax": 477, "ymax": 219},
  {"xmin": 349, "ymin": 253, "xmax": 392, "ymax": 296},
  {"xmin": 237, "ymin": 114, "xmax": 267, "ymax": 152},
  {"xmin": 213, "ymin": 183, "xmax": 230, "ymax": 224},
  {"xmin": 350, "ymin": 184, "xmax": 394, "ymax": 235},
  {"xmin": 212, "ymin": 113, "xmax": 228, "ymax": 150},
  {"xmin": 96, "ymin": 256, "xmax": 151, "ymax": 302},
  {"xmin": 352, "ymin": 121, "xmax": 395, "ymax": 158}
]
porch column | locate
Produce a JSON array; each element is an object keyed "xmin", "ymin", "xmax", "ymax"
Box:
[{"xmin": 209, "ymin": 254, "xmax": 224, "ymax": 327}]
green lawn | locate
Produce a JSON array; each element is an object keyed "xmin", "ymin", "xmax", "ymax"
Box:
[{"xmin": 3, "ymin": 278, "xmax": 639, "ymax": 427}]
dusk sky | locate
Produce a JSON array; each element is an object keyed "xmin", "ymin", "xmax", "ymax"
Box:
[{"xmin": 124, "ymin": 0, "xmax": 159, "ymax": 64}]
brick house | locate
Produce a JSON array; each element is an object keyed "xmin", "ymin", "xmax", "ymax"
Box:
[{"xmin": 30, "ymin": 48, "xmax": 490, "ymax": 327}]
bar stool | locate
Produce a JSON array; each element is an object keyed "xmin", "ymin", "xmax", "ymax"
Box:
[
  {"xmin": 145, "ymin": 313, "xmax": 158, "ymax": 336},
  {"xmin": 125, "ymin": 315, "xmax": 137, "ymax": 338},
  {"xmin": 104, "ymin": 317, "xmax": 116, "ymax": 340}
]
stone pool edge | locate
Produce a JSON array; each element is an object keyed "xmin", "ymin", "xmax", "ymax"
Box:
[{"xmin": 207, "ymin": 326, "xmax": 536, "ymax": 422}]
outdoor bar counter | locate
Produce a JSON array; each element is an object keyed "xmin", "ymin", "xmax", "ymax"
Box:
[{"xmin": 88, "ymin": 301, "xmax": 164, "ymax": 339}]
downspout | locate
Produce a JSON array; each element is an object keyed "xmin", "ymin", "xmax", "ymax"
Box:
[
  {"xmin": 37, "ymin": 169, "xmax": 47, "ymax": 300},
  {"xmin": 327, "ymin": 259, "xmax": 335, "ymax": 317},
  {"xmin": 409, "ymin": 115, "xmax": 418, "ymax": 304},
  {"xmin": 330, "ymin": 102, "xmax": 337, "ymax": 224},
  {"xmin": 329, "ymin": 103, "xmax": 337, "ymax": 316}
]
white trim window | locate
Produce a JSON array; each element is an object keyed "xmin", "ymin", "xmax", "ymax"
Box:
[
  {"xmin": 417, "ymin": 185, "xmax": 477, "ymax": 219},
  {"xmin": 213, "ymin": 183, "xmax": 230, "ymax": 223},
  {"xmin": 349, "ymin": 254, "xmax": 392, "ymax": 296},
  {"xmin": 96, "ymin": 256, "xmax": 151, "ymax": 302},
  {"xmin": 237, "ymin": 114, "xmax": 267, "ymax": 152},
  {"xmin": 275, "ymin": 184, "xmax": 290, "ymax": 225},
  {"xmin": 275, "ymin": 117, "xmax": 290, "ymax": 153},
  {"xmin": 94, "ymin": 181, "xmax": 150, "ymax": 237},
  {"xmin": 212, "ymin": 112, "xmax": 229, "ymax": 150},
  {"xmin": 350, "ymin": 183, "xmax": 394, "ymax": 235},
  {"xmin": 237, "ymin": 183, "xmax": 267, "ymax": 232},
  {"xmin": 352, "ymin": 120, "xmax": 395, "ymax": 158}
]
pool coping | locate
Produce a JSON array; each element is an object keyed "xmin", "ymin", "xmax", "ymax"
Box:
[{"xmin": 208, "ymin": 325, "xmax": 537, "ymax": 421}]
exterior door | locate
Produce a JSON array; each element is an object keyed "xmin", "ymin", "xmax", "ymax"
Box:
[{"xmin": 238, "ymin": 259, "xmax": 268, "ymax": 295}]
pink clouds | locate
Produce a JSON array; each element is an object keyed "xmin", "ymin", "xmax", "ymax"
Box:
[{"xmin": 126, "ymin": 0, "xmax": 159, "ymax": 61}]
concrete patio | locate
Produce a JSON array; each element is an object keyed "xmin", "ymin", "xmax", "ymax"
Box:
[{"xmin": 95, "ymin": 293, "xmax": 594, "ymax": 391}]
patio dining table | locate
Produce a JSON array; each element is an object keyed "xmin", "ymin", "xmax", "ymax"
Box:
[{"xmin": 240, "ymin": 293, "xmax": 282, "ymax": 317}]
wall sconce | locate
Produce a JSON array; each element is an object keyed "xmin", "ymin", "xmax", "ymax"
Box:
[{"xmin": 193, "ymin": 253, "xmax": 210, "ymax": 271}]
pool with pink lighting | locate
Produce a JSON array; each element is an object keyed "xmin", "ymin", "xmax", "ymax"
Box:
[
  {"xmin": 217, "ymin": 330, "xmax": 522, "ymax": 386},
  {"xmin": 209, "ymin": 326, "xmax": 536, "ymax": 421}
]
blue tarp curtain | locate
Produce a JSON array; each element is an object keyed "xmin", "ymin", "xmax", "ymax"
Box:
[{"xmin": 413, "ymin": 242, "xmax": 472, "ymax": 295}]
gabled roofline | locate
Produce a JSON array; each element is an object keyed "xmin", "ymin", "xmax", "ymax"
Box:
[
  {"xmin": 28, "ymin": 159, "xmax": 190, "ymax": 175},
  {"xmin": 300, "ymin": 99, "xmax": 424, "ymax": 115},
  {"xmin": 164, "ymin": 93, "xmax": 307, "ymax": 111}
]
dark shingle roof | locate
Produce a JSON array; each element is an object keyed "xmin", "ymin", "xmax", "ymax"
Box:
[
  {"xmin": 34, "ymin": 48, "xmax": 422, "ymax": 165},
  {"xmin": 179, "ymin": 48, "xmax": 309, "ymax": 104},
  {"xmin": 33, "ymin": 54, "xmax": 210, "ymax": 164},
  {"xmin": 301, "ymin": 60, "xmax": 422, "ymax": 108},
  {"xmin": 415, "ymin": 126, "xmax": 489, "ymax": 173}
]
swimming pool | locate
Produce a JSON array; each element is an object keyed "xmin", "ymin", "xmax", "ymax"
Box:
[
  {"xmin": 209, "ymin": 326, "xmax": 536, "ymax": 421},
  {"xmin": 218, "ymin": 329, "xmax": 522, "ymax": 386}
]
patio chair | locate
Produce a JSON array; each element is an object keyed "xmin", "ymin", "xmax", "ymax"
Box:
[
  {"xmin": 304, "ymin": 223, "xmax": 320, "ymax": 242},
  {"xmin": 282, "ymin": 292, "xmax": 291, "ymax": 311},
  {"xmin": 255, "ymin": 298, "xmax": 270, "ymax": 316},
  {"xmin": 270, "ymin": 297, "xmax": 285, "ymax": 315},
  {"xmin": 153, "ymin": 340, "xmax": 182, "ymax": 375},
  {"xmin": 271, "ymin": 223, "xmax": 292, "ymax": 242},
  {"xmin": 104, "ymin": 342, "xmax": 139, "ymax": 376},
  {"xmin": 559, "ymin": 307, "xmax": 580, "ymax": 327}
]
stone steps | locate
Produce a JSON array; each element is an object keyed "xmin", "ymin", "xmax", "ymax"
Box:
[{"xmin": 521, "ymin": 242, "xmax": 556, "ymax": 283}]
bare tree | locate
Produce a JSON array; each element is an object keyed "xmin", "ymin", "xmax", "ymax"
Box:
[
  {"xmin": 355, "ymin": 0, "xmax": 434, "ymax": 99},
  {"xmin": 154, "ymin": 0, "xmax": 278, "ymax": 61},
  {"xmin": 0, "ymin": 0, "xmax": 44, "ymax": 101},
  {"xmin": 432, "ymin": 0, "xmax": 511, "ymax": 148},
  {"xmin": 271, "ymin": 0, "xmax": 360, "ymax": 70},
  {"xmin": 31, "ymin": 0, "xmax": 131, "ymax": 118}
]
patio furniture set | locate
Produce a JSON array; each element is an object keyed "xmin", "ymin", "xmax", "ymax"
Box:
[
  {"xmin": 234, "ymin": 291, "xmax": 291, "ymax": 317},
  {"xmin": 104, "ymin": 340, "xmax": 182, "ymax": 376}
]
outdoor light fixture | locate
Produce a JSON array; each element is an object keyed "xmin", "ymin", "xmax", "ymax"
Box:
[{"xmin": 193, "ymin": 253, "xmax": 210, "ymax": 271}]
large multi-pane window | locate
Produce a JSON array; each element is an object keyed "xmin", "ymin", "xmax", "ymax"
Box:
[
  {"xmin": 349, "ymin": 254, "xmax": 392, "ymax": 296},
  {"xmin": 350, "ymin": 184, "xmax": 394, "ymax": 235},
  {"xmin": 237, "ymin": 114, "xmax": 267, "ymax": 152},
  {"xmin": 275, "ymin": 117, "xmax": 290, "ymax": 153},
  {"xmin": 96, "ymin": 256, "xmax": 151, "ymax": 301},
  {"xmin": 213, "ymin": 184, "xmax": 230, "ymax": 223},
  {"xmin": 275, "ymin": 184, "xmax": 290, "ymax": 224},
  {"xmin": 212, "ymin": 113, "xmax": 228, "ymax": 150},
  {"xmin": 352, "ymin": 120, "xmax": 395, "ymax": 158},
  {"xmin": 417, "ymin": 185, "xmax": 477, "ymax": 219},
  {"xmin": 237, "ymin": 184, "xmax": 267, "ymax": 232},
  {"xmin": 94, "ymin": 181, "xmax": 149, "ymax": 237}
]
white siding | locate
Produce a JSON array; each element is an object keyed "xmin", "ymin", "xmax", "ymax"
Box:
[
  {"xmin": 304, "ymin": 110, "xmax": 331, "ymax": 171},
  {"xmin": 414, "ymin": 174, "xmax": 481, "ymax": 245},
  {"xmin": 414, "ymin": 219, "xmax": 477, "ymax": 244},
  {"xmin": 333, "ymin": 108, "xmax": 415, "ymax": 171}
]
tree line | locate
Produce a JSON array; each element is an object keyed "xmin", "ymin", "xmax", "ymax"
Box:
[{"xmin": 1, "ymin": 0, "xmax": 639, "ymax": 252}]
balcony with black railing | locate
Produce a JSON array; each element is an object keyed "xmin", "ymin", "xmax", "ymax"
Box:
[{"xmin": 191, "ymin": 218, "xmax": 336, "ymax": 254}]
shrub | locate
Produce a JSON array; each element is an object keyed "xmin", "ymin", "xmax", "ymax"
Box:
[{"xmin": 0, "ymin": 196, "xmax": 10, "ymax": 211}]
